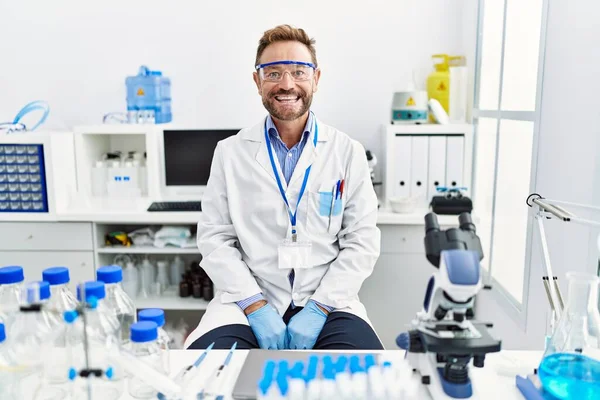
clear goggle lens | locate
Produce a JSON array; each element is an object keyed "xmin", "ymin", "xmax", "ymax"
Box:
[{"xmin": 257, "ymin": 62, "xmax": 315, "ymax": 82}]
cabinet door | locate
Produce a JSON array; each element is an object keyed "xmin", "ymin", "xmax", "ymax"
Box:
[
  {"xmin": 0, "ymin": 251, "xmax": 95, "ymax": 293},
  {"xmin": 0, "ymin": 222, "xmax": 93, "ymax": 251}
]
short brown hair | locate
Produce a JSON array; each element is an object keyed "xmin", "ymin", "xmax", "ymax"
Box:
[{"xmin": 255, "ymin": 24, "xmax": 317, "ymax": 67}]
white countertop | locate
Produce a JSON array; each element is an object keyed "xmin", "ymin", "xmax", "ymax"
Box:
[
  {"xmin": 1, "ymin": 196, "xmax": 466, "ymax": 226},
  {"xmin": 17, "ymin": 349, "xmax": 539, "ymax": 400},
  {"xmin": 116, "ymin": 349, "xmax": 536, "ymax": 400}
]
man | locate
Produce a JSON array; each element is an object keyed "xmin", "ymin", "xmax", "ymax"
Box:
[{"xmin": 185, "ymin": 24, "xmax": 382, "ymax": 350}]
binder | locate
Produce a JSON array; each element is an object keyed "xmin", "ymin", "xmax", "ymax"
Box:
[
  {"xmin": 427, "ymin": 136, "xmax": 447, "ymax": 201},
  {"xmin": 392, "ymin": 135, "xmax": 412, "ymax": 198},
  {"xmin": 410, "ymin": 136, "xmax": 429, "ymax": 203},
  {"xmin": 445, "ymin": 135, "xmax": 465, "ymax": 189}
]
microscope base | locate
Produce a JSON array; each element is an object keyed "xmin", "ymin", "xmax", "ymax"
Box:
[{"xmin": 408, "ymin": 352, "xmax": 479, "ymax": 400}]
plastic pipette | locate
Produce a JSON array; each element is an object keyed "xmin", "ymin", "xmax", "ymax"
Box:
[
  {"xmin": 156, "ymin": 342, "xmax": 215, "ymax": 399},
  {"xmin": 197, "ymin": 342, "xmax": 238, "ymax": 400},
  {"xmin": 174, "ymin": 342, "xmax": 215, "ymax": 383}
]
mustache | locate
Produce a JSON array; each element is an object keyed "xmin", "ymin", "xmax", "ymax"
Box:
[{"xmin": 270, "ymin": 89, "xmax": 306, "ymax": 98}]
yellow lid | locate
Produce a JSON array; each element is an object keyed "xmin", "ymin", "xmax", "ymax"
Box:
[{"xmin": 432, "ymin": 54, "xmax": 449, "ymax": 71}]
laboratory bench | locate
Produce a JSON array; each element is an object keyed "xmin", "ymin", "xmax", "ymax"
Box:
[
  {"xmin": 18, "ymin": 350, "xmax": 540, "ymax": 400},
  {"xmin": 0, "ymin": 207, "xmax": 474, "ymax": 349}
]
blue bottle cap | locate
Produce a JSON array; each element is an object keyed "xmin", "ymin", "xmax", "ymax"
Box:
[
  {"xmin": 138, "ymin": 308, "xmax": 165, "ymax": 327},
  {"xmin": 42, "ymin": 267, "xmax": 70, "ymax": 285},
  {"xmin": 383, "ymin": 361, "xmax": 392, "ymax": 368},
  {"xmin": 0, "ymin": 323, "xmax": 5, "ymax": 342},
  {"xmin": 130, "ymin": 321, "xmax": 158, "ymax": 343},
  {"xmin": 76, "ymin": 281, "xmax": 106, "ymax": 301},
  {"xmin": 96, "ymin": 265, "xmax": 123, "ymax": 284},
  {"xmin": 0, "ymin": 266, "xmax": 24, "ymax": 284}
]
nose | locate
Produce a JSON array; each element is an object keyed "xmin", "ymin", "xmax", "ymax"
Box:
[{"xmin": 278, "ymin": 72, "xmax": 295, "ymax": 90}]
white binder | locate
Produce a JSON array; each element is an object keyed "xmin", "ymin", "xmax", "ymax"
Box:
[
  {"xmin": 445, "ymin": 135, "xmax": 465, "ymax": 189},
  {"xmin": 410, "ymin": 136, "xmax": 429, "ymax": 203},
  {"xmin": 392, "ymin": 135, "xmax": 412, "ymax": 198},
  {"xmin": 427, "ymin": 135, "xmax": 447, "ymax": 201}
]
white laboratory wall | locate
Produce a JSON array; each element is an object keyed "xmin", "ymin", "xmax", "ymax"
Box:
[
  {"xmin": 477, "ymin": 0, "xmax": 600, "ymax": 349},
  {"xmin": 0, "ymin": 0, "xmax": 472, "ymax": 159}
]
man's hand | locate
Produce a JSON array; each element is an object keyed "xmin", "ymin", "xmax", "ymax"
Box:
[
  {"xmin": 246, "ymin": 301, "xmax": 287, "ymax": 349},
  {"xmin": 287, "ymin": 300, "xmax": 328, "ymax": 350}
]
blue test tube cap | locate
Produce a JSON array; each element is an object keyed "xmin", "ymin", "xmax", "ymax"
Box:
[
  {"xmin": 68, "ymin": 368, "xmax": 77, "ymax": 381},
  {"xmin": 42, "ymin": 267, "xmax": 70, "ymax": 285},
  {"xmin": 277, "ymin": 374, "xmax": 289, "ymax": 396},
  {"xmin": 138, "ymin": 308, "xmax": 166, "ymax": 328},
  {"xmin": 365, "ymin": 354, "xmax": 376, "ymax": 371},
  {"xmin": 335, "ymin": 355, "xmax": 349, "ymax": 373},
  {"xmin": 0, "ymin": 266, "xmax": 24, "ymax": 284},
  {"xmin": 130, "ymin": 321, "xmax": 158, "ymax": 343},
  {"xmin": 350, "ymin": 355, "xmax": 364, "ymax": 374},
  {"xmin": 0, "ymin": 323, "xmax": 5, "ymax": 342},
  {"xmin": 96, "ymin": 265, "xmax": 123, "ymax": 284},
  {"xmin": 106, "ymin": 367, "xmax": 114, "ymax": 380},
  {"xmin": 76, "ymin": 281, "xmax": 106, "ymax": 302},
  {"xmin": 383, "ymin": 361, "xmax": 392, "ymax": 368},
  {"xmin": 290, "ymin": 361, "xmax": 304, "ymax": 379}
]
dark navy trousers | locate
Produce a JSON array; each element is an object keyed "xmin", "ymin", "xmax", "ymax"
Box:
[{"xmin": 187, "ymin": 305, "xmax": 384, "ymax": 350}]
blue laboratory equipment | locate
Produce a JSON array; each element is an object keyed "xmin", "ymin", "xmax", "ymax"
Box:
[
  {"xmin": 537, "ymin": 272, "xmax": 600, "ymax": 400},
  {"xmin": 126, "ymin": 65, "xmax": 172, "ymax": 124},
  {"xmin": 0, "ymin": 143, "xmax": 49, "ymax": 213}
]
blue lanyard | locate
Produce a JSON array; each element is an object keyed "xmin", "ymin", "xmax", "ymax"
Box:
[{"xmin": 264, "ymin": 118, "xmax": 318, "ymax": 241}]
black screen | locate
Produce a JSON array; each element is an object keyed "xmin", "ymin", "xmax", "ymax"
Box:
[{"xmin": 163, "ymin": 129, "xmax": 238, "ymax": 186}]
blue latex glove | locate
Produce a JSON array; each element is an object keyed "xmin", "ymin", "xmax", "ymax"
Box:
[
  {"xmin": 287, "ymin": 300, "xmax": 328, "ymax": 350},
  {"xmin": 247, "ymin": 303, "xmax": 287, "ymax": 349}
]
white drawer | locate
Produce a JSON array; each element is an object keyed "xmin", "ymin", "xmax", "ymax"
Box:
[
  {"xmin": 0, "ymin": 222, "xmax": 93, "ymax": 251},
  {"xmin": 0, "ymin": 251, "xmax": 95, "ymax": 292}
]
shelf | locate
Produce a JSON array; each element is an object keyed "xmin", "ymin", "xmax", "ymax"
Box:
[
  {"xmin": 134, "ymin": 292, "xmax": 209, "ymax": 310},
  {"xmin": 98, "ymin": 245, "xmax": 200, "ymax": 254}
]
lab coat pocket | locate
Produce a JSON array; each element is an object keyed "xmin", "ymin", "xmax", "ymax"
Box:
[{"xmin": 318, "ymin": 191, "xmax": 334, "ymax": 216}]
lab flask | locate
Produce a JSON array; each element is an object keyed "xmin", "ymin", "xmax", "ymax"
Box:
[{"xmin": 539, "ymin": 272, "xmax": 600, "ymax": 399}]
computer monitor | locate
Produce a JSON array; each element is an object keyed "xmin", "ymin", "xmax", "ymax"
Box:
[{"xmin": 159, "ymin": 129, "xmax": 239, "ymax": 199}]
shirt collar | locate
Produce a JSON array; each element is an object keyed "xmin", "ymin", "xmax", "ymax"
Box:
[{"xmin": 267, "ymin": 112, "xmax": 314, "ymax": 144}]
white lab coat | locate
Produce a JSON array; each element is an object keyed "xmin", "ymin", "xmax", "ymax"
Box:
[{"xmin": 184, "ymin": 116, "xmax": 381, "ymax": 348}]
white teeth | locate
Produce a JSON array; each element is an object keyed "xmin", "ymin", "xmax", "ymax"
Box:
[{"xmin": 275, "ymin": 96, "xmax": 298, "ymax": 101}]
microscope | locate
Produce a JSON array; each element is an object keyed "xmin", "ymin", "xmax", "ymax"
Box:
[{"xmin": 397, "ymin": 212, "xmax": 502, "ymax": 400}]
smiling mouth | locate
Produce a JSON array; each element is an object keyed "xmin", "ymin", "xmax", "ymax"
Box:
[{"xmin": 274, "ymin": 95, "xmax": 301, "ymax": 103}]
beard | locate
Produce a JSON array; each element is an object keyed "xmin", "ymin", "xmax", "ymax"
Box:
[{"xmin": 262, "ymin": 87, "xmax": 313, "ymax": 121}]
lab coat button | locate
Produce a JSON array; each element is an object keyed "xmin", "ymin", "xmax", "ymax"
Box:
[{"xmin": 292, "ymin": 293, "xmax": 301, "ymax": 301}]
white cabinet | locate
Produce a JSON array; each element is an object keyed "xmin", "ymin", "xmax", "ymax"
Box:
[
  {"xmin": 0, "ymin": 251, "xmax": 95, "ymax": 292},
  {"xmin": 0, "ymin": 222, "xmax": 93, "ymax": 251}
]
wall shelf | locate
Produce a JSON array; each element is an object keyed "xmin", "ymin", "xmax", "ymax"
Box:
[{"xmin": 97, "ymin": 245, "xmax": 200, "ymax": 254}]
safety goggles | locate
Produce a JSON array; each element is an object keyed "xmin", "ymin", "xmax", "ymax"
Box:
[{"xmin": 255, "ymin": 60, "xmax": 316, "ymax": 82}]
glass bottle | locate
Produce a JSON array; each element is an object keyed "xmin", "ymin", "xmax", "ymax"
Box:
[
  {"xmin": 539, "ymin": 272, "xmax": 600, "ymax": 400},
  {"xmin": 97, "ymin": 265, "xmax": 137, "ymax": 347}
]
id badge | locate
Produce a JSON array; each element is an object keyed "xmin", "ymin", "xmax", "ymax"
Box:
[{"xmin": 278, "ymin": 239, "xmax": 312, "ymax": 269}]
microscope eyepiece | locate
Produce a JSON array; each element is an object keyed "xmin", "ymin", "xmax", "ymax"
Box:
[
  {"xmin": 425, "ymin": 213, "xmax": 440, "ymax": 234},
  {"xmin": 458, "ymin": 212, "xmax": 476, "ymax": 233}
]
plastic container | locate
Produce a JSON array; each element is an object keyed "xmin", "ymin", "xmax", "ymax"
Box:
[
  {"xmin": 139, "ymin": 258, "xmax": 156, "ymax": 298},
  {"xmin": 126, "ymin": 66, "xmax": 172, "ymax": 124},
  {"xmin": 156, "ymin": 261, "xmax": 170, "ymax": 294},
  {"xmin": 67, "ymin": 281, "xmax": 123, "ymax": 399},
  {"xmin": 121, "ymin": 261, "xmax": 140, "ymax": 299},
  {"xmin": 137, "ymin": 308, "xmax": 170, "ymax": 373},
  {"xmin": 91, "ymin": 160, "xmax": 108, "ymax": 197},
  {"xmin": 170, "ymin": 256, "xmax": 185, "ymax": 287},
  {"xmin": 96, "ymin": 265, "xmax": 137, "ymax": 347},
  {"xmin": 0, "ymin": 266, "xmax": 25, "ymax": 329},
  {"xmin": 427, "ymin": 54, "xmax": 450, "ymax": 119},
  {"xmin": 42, "ymin": 267, "xmax": 79, "ymax": 384},
  {"xmin": 128, "ymin": 321, "xmax": 165, "ymax": 399}
]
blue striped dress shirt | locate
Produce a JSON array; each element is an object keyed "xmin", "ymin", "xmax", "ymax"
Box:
[{"xmin": 236, "ymin": 114, "xmax": 333, "ymax": 314}]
